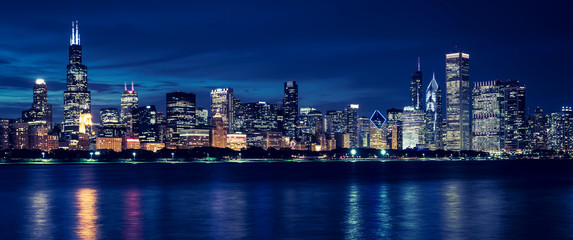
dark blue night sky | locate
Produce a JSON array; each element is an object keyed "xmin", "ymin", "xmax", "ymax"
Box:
[{"xmin": 0, "ymin": 0, "xmax": 571, "ymax": 123}]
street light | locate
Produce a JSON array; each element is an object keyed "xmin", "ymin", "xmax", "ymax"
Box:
[
  {"xmin": 90, "ymin": 152, "xmax": 93, "ymax": 159},
  {"xmin": 42, "ymin": 152, "xmax": 45, "ymax": 159},
  {"xmin": 132, "ymin": 152, "xmax": 136, "ymax": 161},
  {"xmin": 350, "ymin": 149, "xmax": 357, "ymax": 159}
]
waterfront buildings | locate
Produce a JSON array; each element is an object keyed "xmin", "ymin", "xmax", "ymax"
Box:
[
  {"xmin": 345, "ymin": 104, "xmax": 359, "ymax": 148},
  {"xmin": 402, "ymin": 106, "xmax": 425, "ymax": 149},
  {"xmin": 472, "ymin": 80, "xmax": 504, "ymax": 152},
  {"xmin": 386, "ymin": 108, "xmax": 403, "ymax": 150},
  {"xmin": 445, "ymin": 51, "xmax": 471, "ymax": 151},
  {"xmin": 166, "ymin": 91, "xmax": 196, "ymax": 143},
  {"xmin": 549, "ymin": 107, "xmax": 573, "ymax": 151},
  {"xmin": 502, "ymin": 80, "xmax": 526, "ymax": 151},
  {"xmin": 527, "ymin": 107, "xmax": 548, "ymax": 150}
]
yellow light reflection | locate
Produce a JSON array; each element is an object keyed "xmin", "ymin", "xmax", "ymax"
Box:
[
  {"xmin": 442, "ymin": 181, "xmax": 462, "ymax": 240},
  {"xmin": 76, "ymin": 188, "xmax": 98, "ymax": 240}
]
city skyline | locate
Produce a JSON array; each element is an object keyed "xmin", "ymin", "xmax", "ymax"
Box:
[{"xmin": 1, "ymin": 1, "xmax": 572, "ymax": 123}]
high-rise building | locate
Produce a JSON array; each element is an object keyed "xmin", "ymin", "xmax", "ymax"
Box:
[
  {"xmin": 23, "ymin": 79, "xmax": 53, "ymax": 127},
  {"xmin": 210, "ymin": 88, "xmax": 234, "ymax": 131},
  {"xmin": 527, "ymin": 107, "xmax": 548, "ymax": 151},
  {"xmin": 386, "ymin": 108, "xmax": 403, "ymax": 150},
  {"xmin": 210, "ymin": 111, "xmax": 227, "ymax": 148},
  {"xmin": 402, "ymin": 106, "xmax": 425, "ymax": 149},
  {"xmin": 232, "ymin": 97, "xmax": 245, "ymax": 132},
  {"xmin": 325, "ymin": 110, "xmax": 346, "ymax": 133},
  {"xmin": 63, "ymin": 21, "xmax": 91, "ymax": 134},
  {"xmin": 196, "ymin": 107, "xmax": 209, "ymax": 128},
  {"xmin": 243, "ymin": 102, "xmax": 279, "ymax": 133},
  {"xmin": 121, "ymin": 82, "xmax": 138, "ymax": 133},
  {"xmin": 166, "ymin": 91, "xmax": 196, "ymax": 142},
  {"xmin": 424, "ymin": 73, "xmax": 442, "ymax": 148},
  {"xmin": 472, "ymin": 80, "xmax": 504, "ymax": 153},
  {"xmin": 0, "ymin": 119, "xmax": 9, "ymax": 150},
  {"xmin": 502, "ymin": 80, "xmax": 526, "ymax": 151},
  {"xmin": 98, "ymin": 108, "xmax": 125, "ymax": 138},
  {"xmin": 283, "ymin": 81, "xmax": 298, "ymax": 139},
  {"xmin": 358, "ymin": 117, "xmax": 371, "ymax": 148},
  {"xmin": 345, "ymin": 104, "xmax": 359, "ymax": 148},
  {"xmin": 411, "ymin": 57, "xmax": 423, "ymax": 110},
  {"xmin": 549, "ymin": 107, "xmax": 573, "ymax": 151},
  {"xmin": 135, "ymin": 105, "xmax": 158, "ymax": 143},
  {"xmin": 445, "ymin": 51, "xmax": 471, "ymax": 150}
]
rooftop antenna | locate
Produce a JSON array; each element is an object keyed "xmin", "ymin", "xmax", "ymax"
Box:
[
  {"xmin": 417, "ymin": 57, "xmax": 421, "ymax": 72},
  {"xmin": 131, "ymin": 82, "xmax": 135, "ymax": 92},
  {"xmin": 124, "ymin": 82, "xmax": 127, "ymax": 92}
]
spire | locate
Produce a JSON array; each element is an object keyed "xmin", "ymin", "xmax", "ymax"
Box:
[
  {"xmin": 124, "ymin": 82, "xmax": 127, "ymax": 92},
  {"xmin": 70, "ymin": 21, "xmax": 80, "ymax": 46},
  {"xmin": 131, "ymin": 82, "xmax": 135, "ymax": 93},
  {"xmin": 417, "ymin": 57, "xmax": 421, "ymax": 72}
]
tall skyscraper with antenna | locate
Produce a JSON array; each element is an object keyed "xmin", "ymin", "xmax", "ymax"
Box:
[
  {"xmin": 121, "ymin": 82, "xmax": 139, "ymax": 133},
  {"xmin": 63, "ymin": 21, "xmax": 91, "ymax": 134},
  {"xmin": 410, "ymin": 57, "xmax": 423, "ymax": 110}
]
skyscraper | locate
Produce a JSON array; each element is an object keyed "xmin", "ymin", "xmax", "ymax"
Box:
[
  {"xmin": 135, "ymin": 105, "xmax": 158, "ymax": 143},
  {"xmin": 527, "ymin": 107, "xmax": 548, "ymax": 151},
  {"xmin": 283, "ymin": 81, "xmax": 298, "ymax": 139},
  {"xmin": 424, "ymin": 73, "xmax": 442, "ymax": 148},
  {"xmin": 502, "ymin": 80, "xmax": 526, "ymax": 151},
  {"xmin": 345, "ymin": 104, "xmax": 359, "ymax": 148},
  {"xmin": 472, "ymin": 80, "xmax": 503, "ymax": 152},
  {"xmin": 402, "ymin": 106, "xmax": 425, "ymax": 149},
  {"xmin": 166, "ymin": 91, "xmax": 196, "ymax": 142},
  {"xmin": 549, "ymin": 107, "xmax": 573, "ymax": 151},
  {"xmin": 325, "ymin": 110, "xmax": 346, "ymax": 133},
  {"xmin": 63, "ymin": 21, "xmax": 91, "ymax": 134},
  {"xmin": 411, "ymin": 57, "xmax": 423, "ymax": 110},
  {"xmin": 210, "ymin": 88, "xmax": 234, "ymax": 131},
  {"xmin": 445, "ymin": 51, "xmax": 470, "ymax": 150},
  {"xmin": 23, "ymin": 79, "xmax": 53, "ymax": 127},
  {"xmin": 121, "ymin": 82, "xmax": 138, "ymax": 133},
  {"xmin": 386, "ymin": 108, "xmax": 403, "ymax": 150}
]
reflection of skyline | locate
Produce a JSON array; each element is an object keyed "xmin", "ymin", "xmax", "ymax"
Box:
[
  {"xmin": 27, "ymin": 191, "xmax": 53, "ymax": 240},
  {"xmin": 76, "ymin": 188, "xmax": 98, "ymax": 240},
  {"xmin": 123, "ymin": 189, "xmax": 143, "ymax": 240},
  {"xmin": 209, "ymin": 187, "xmax": 247, "ymax": 239},
  {"xmin": 377, "ymin": 184, "xmax": 392, "ymax": 239},
  {"xmin": 345, "ymin": 183, "xmax": 362, "ymax": 239},
  {"xmin": 442, "ymin": 181, "xmax": 462, "ymax": 240}
]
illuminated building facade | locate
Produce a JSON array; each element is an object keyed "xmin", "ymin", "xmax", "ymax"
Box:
[
  {"xmin": 386, "ymin": 108, "xmax": 403, "ymax": 150},
  {"xmin": 402, "ymin": 106, "xmax": 425, "ymax": 149},
  {"xmin": 210, "ymin": 88, "xmax": 234, "ymax": 131},
  {"xmin": 345, "ymin": 104, "xmax": 359, "ymax": 148},
  {"xmin": 210, "ymin": 111, "xmax": 227, "ymax": 148},
  {"xmin": 96, "ymin": 137, "xmax": 122, "ymax": 152},
  {"xmin": 527, "ymin": 107, "xmax": 548, "ymax": 150},
  {"xmin": 369, "ymin": 110, "xmax": 387, "ymax": 150},
  {"xmin": 242, "ymin": 102, "xmax": 279, "ymax": 133},
  {"xmin": 410, "ymin": 57, "xmax": 423, "ymax": 110},
  {"xmin": 64, "ymin": 21, "xmax": 91, "ymax": 134},
  {"xmin": 0, "ymin": 119, "xmax": 9, "ymax": 150},
  {"xmin": 121, "ymin": 82, "xmax": 138, "ymax": 133},
  {"xmin": 325, "ymin": 110, "xmax": 346, "ymax": 133},
  {"xmin": 166, "ymin": 91, "xmax": 196, "ymax": 143},
  {"xmin": 22, "ymin": 79, "xmax": 53, "ymax": 127},
  {"xmin": 424, "ymin": 73, "xmax": 442, "ymax": 148},
  {"xmin": 99, "ymin": 108, "xmax": 125, "ymax": 138},
  {"xmin": 13, "ymin": 122, "xmax": 29, "ymax": 149},
  {"xmin": 549, "ymin": 107, "xmax": 573, "ymax": 151},
  {"xmin": 227, "ymin": 133, "xmax": 247, "ymax": 151},
  {"xmin": 134, "ymin": 105, "xmax": 158, "ymax": 143},
  {"xmin": 502, "ymin": 80, "xmax": 526, "ymax": 151},
  {"xmin": 358, "ymin": 117, "xmax": 371, "ymax": 148},
  {"xmin": 196, "ymin": 107, "xmax": 209, "ymax": 128},
  {"xmin": 472, "ymin": 80, "xmax": 503, "ymax": 152},
  {"xmin": 283, "ymin": 81, "xmax": 298, "ymax": 139},
  {"xmin": 445, "ymin": 51, "xmax": 471, "ymax": 150}
]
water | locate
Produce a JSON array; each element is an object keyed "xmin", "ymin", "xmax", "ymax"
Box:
[{"xmin": 1, "ymin": 160, "xmax": 573, "ymax": 239}]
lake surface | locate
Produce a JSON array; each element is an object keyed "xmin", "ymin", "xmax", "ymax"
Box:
[{"xmin": 1, "ymin": 160, "xmax": 573, "ymax": 239}]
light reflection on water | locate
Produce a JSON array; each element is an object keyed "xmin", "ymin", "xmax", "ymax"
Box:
[
  {"xmin": 3, "ymin": 161, "xmax": 573, "ymax": 239},
  {"xmin": 75, "ymin": 188, "xmax": 98, "ymax": 240}
]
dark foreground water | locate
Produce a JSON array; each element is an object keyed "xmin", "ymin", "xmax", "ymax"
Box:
[{"xmin": 1, "ymin": 160, "xmax": 573, "ymax": 239}]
